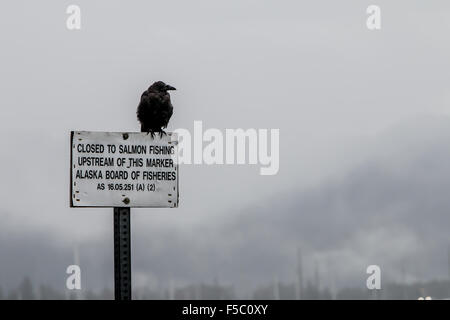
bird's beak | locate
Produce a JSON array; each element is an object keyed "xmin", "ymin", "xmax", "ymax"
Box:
[{"xmin": 165, "ymin": 85, "xmax": 176, "ymax": 91}]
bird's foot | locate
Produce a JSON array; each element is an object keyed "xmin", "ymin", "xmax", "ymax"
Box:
[
  {"xmin": 158, "ymin": 130, "xmax": 167, "ymax": 138},
  {"xmin": 146, "ymin": 131, "xmax": 156, "ymax": 139}
]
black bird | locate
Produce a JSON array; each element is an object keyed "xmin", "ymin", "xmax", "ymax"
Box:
[{"xmin": 137, "ymin": 81, "xmax": 176, "ymax": 137}]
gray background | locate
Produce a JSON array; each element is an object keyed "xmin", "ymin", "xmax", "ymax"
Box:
[{"xmin": 0, "ymin": 0, "xmax": 449, "ymax": 298}]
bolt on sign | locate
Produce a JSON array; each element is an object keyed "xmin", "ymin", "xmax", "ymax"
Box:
[{"xmin": 70, "ymin": 131, "xmax": 179, "ymax": 208}]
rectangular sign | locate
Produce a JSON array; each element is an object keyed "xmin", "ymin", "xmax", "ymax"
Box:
[{"xmin": 70, "ymin": 131, "xmax": 178, "ymax": 208}]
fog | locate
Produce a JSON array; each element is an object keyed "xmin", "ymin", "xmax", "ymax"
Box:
[{"xmin": 0, "ymin": 1, "xmax": 449, "ymax": 298}]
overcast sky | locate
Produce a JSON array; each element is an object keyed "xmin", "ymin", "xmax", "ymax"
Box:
[{"xmin": 1, "ymin": 1, "xmax": 450, "ymax": 297}]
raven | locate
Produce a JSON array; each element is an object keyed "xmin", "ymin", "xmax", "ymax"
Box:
[{"xmin": 137, "ymin": 81, "xmax": 176, "ymax": 137}]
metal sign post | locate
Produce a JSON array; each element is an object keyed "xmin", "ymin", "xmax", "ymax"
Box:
[
  {"xmin": 114, "ymin": 207, "xmax": 131, "ymax": 300},
  {"xmin": 70, "ymin": 131, "xmax": 179, "ymax": 300}
]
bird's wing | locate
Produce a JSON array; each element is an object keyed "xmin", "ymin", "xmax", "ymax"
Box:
[
  {"xmin": 137, "ymin": 92, "xmax": 156, "ymax": 122},
  {"xmin": 161, "ymin": 102, "xmax": 173, "ymax": 129}
]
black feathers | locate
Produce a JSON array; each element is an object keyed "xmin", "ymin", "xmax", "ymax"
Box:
[{"xmin": 137, "ymin": 81, "xmax": 176, "ymax": 137}]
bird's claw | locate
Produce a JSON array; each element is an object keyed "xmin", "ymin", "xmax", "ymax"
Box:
[{"xmin": 158, "ymin": 131, "xmax": 167, "ymax": 138}]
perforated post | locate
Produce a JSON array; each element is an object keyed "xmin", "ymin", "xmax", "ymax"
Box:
[{"xmin": 114, "ymin": 207, "xmax": 131, "ymax": 300}]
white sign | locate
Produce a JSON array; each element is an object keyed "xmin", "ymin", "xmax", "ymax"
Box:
[{"xmin": 70, "ymin": 131, "xmax": 178, "ymax": 208}]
